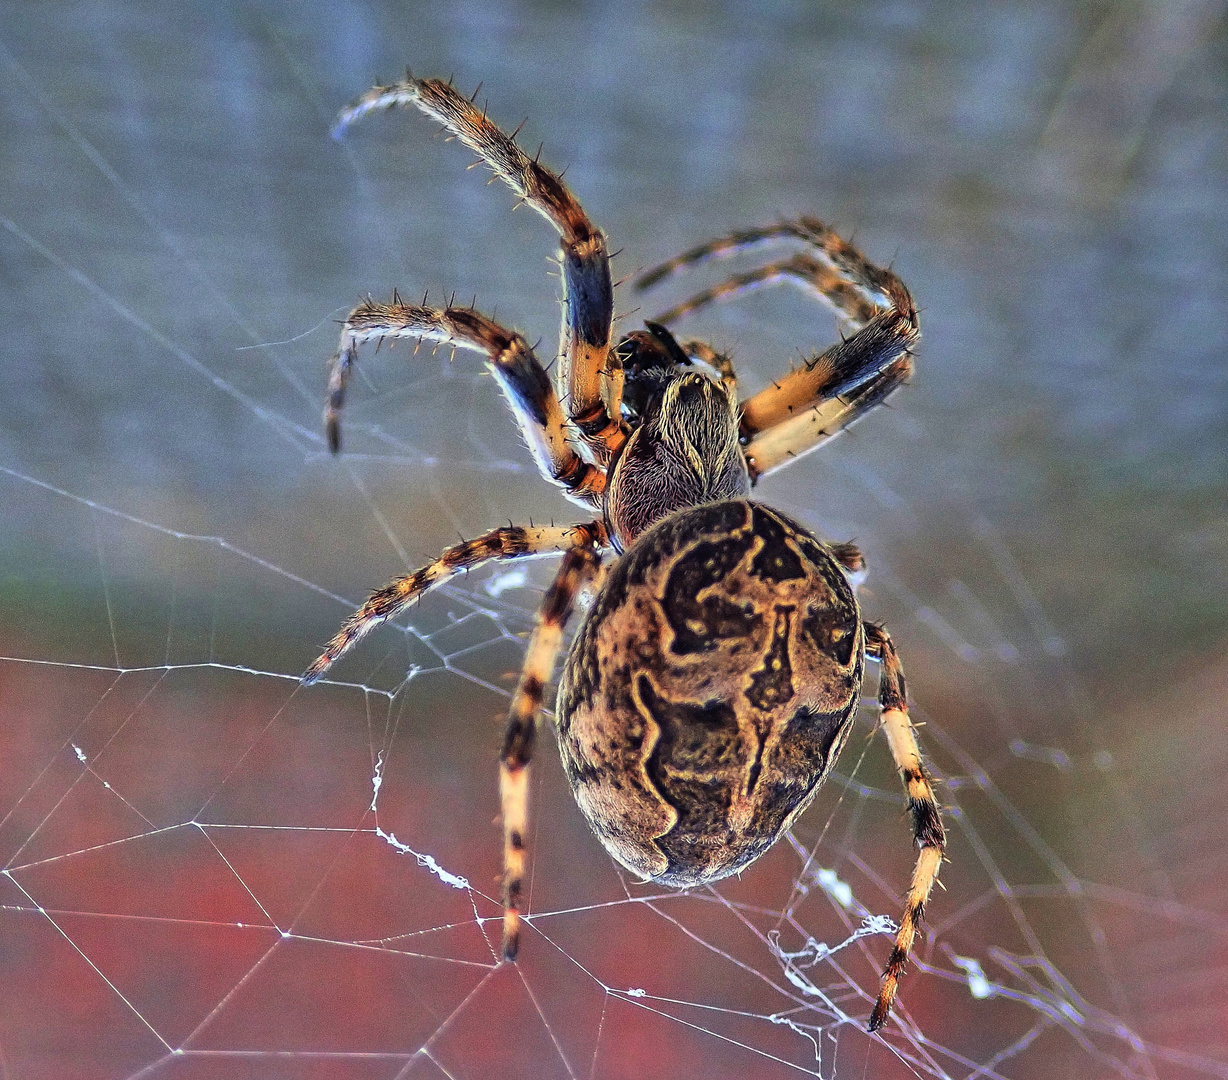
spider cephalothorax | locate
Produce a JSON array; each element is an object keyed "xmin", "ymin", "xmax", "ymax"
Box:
[
  {"xmin": 302, "ymin": 74, "xmax": 941, "ymax": 1033},
  {"xmin": 604, "ymin": 339, "xmax": 750, "ymax": 550}
]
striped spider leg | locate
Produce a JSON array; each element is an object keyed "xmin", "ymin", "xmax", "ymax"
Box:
[
  {"xmin": 324, "ymin": 301, "xmax": 605, "ymax": 509},
  {"xmin": 303, "ymin": 520, "xmax": 608, "ymax": 962},
  {"xmin": 637, "ymin": 216, "xmax": 919, "ymax": 481},
  {"xmin": 500, "ymin": 544, "xmax": 604, "ymax": 959},
  {"xmin": 863, "ymin": 622, "xmax": 946, "ymax": 1032},
  {"xmin": 302, "ymin": 519, "xmax": 608, "ymax": 684},
  {"xmin": 334, "ymin": 75, "xmax": 629, "ymax": 467}
]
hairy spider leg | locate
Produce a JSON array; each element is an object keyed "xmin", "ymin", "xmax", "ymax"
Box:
[
  {"xmin": 741, "ymin": 343, "xmax": 916, "ymax": 482},
  {"xmin": 647, "ymin": 254, "xmax": 879, "ymax": 329},
  {"xmin": 500, "ymin": 544, "xmax": 603, "ymax": 960},
  {"xmin": 736, "ymin": 276, "xmax": 913, "ymax": 454},
  {"xmin": 301, "ymin": 520, "xmax": 608, "ymax": 684},
  {"xmin": 325, "ymin": 299, "xmax": 605, "ymax": 507},
  {"xmin": 637, "ymin": 215, "xmax": 891, "ymax": 304},
  {"xmin": 635, "ymin": 216, "xmax": 919, "ymax": 478},
  {"xmin": 738, "ymin": 272, "xmax": 916, "ymax": 441},
  {"xmin": 862, "ymin": 622, "xmax": 946, "ymax": 1033},
  {"xmin": 334, "ymin": 76, "xmax": 628, "ymax": 466},
  {"xmin": 636, "ymin": 216, "xmax": 887, "ymax": 336}
]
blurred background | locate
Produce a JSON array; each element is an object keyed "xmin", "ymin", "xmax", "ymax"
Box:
[{"xmin": 2, "ymin": 1, "xmax": 1227, "ymax": 1077}]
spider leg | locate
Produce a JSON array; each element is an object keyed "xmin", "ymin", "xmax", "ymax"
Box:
[
  {"xmin": 829, "ymin": 541, "xmax": 865, "ymax": 573},
  {"xmin": 636, "ymin": 217, "xmax": 918, "ymax": 480},
  {"xmin": 737, "ymin": 265, "xmax": 917, "ymax": 482},
  {"xmin": 862, "ymin": 622, "xmax": 946, "ymax": 1033},
  {"xmin": 639, "ymin": 217, "xmax": 884, "ymax": 291},
  {"xmin": 301, "ymin": 520, "xmax": 608, "ymax": 684},
  {"xmin": 637, "ymin": 216, "xmax": 891, "ymax": 323},
  {"xmin": 636, "ymin": 221, "xmax": 821, "ymax": 288},
  {"xmin": 741, "ymin": 350, "xmax": 915, "ymax": 481},
  {"xmin": 500, "ymin": 543, "xmax": 602, "ymax": 960},
  {"xmin": 334, "ymin": 76, "xmax": 627, "ymax": 466},
  {"xmin": 646, "ymin": 254, "xmax": 879, "ymax": 329},
  {"xmin": 326, "ymin": 298, "xmax": 605, "ymax": 507}
]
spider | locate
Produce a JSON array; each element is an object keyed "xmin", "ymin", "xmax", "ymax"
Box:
[{"xmin": 302, "ymin": 74, "xmax": 944, "ymax": 1033}]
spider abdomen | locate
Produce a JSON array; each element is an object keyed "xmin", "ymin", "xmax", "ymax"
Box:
[{"xmin": 556, "ymin": 499, "xmax": 864, "ymax": 885}]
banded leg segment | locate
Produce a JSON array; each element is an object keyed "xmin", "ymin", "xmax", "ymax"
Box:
[
  {"xmin": 500, "ymin": 544, "xmax": 602, "ymax": 959},
  {"xmin": 326, "ymin": 299, "xmax": 605, "ymax": 506},
  {"xmin": 301, "ymin": 520, "xmax": 608, "ymax": 684},
  {"xmin": 560, "ymin": 235, "xmax": 624, "ymax": 465},
  {"xmin": 740, "ymin": 286, "xmax": 916, "ymax": 445},
  {"xmin": 636, "ymin": 221, "xmax": 825, "ymax": 288},
  {"xmin": 863, "ymin": 622, "xmax": 946, "ymax": 1033},
  {"xmin": 636, "ymin": 216, "xmax": 919, "ymax": 481},
  {"xmin": 741, "ymin": 352, "xmax": 915, "ymax": 482},
  {"xmin": 647, "ymin": 254, "xmax": 879, "ymax": 329},
  {"xmin": 334, "ymin": 76, "xmax": 626, "ymax": 465},
  {"xmin": 636, "ymin": 216, "xmax": 895, "ymax": 322}
]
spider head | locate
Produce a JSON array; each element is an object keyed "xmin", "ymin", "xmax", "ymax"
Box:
[{"xmin": 605, "ymin": 324, "xmax": 750, "ymax": 551}]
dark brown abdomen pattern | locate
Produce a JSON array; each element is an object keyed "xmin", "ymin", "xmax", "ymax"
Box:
[{"xmin": 556, "ymin": 500, "xmax": 864, "ymax": 884}]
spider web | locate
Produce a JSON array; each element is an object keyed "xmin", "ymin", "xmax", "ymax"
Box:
[{"xmin": 3, "ymin": 3, "xmax": 1228, "ymax": 1078}]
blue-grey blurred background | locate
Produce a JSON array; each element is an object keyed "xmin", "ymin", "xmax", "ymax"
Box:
[{"xmin": 1, "ymin": 2, "xmax": 1226, "ymax": 1078}]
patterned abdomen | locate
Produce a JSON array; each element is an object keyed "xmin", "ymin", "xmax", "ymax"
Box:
[{"xmin": 556, "ymin": 500, "xmax": 864, "ymax": 885}]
